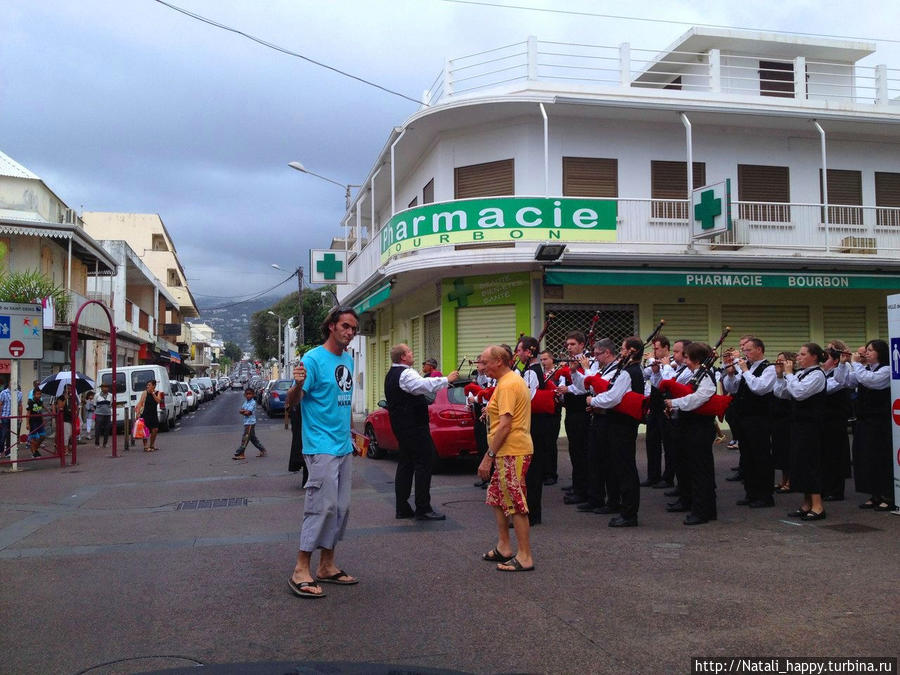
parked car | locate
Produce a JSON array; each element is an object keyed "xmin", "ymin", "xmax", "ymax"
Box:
[
  {"xmin": 188, "ymin": 382, "xmax": 203, "ymax": 407},
  {"xmin": 194, "ymin": 377, "xmax": 216, "ymax": 398},
  {"xmin": 196, "ymin": 381, "xmax": 212, "ymax": 402},
  {"xmin": 263, "ymin": 379, "xmax": 293, "ymax": 417},
  {"xmin": 170, "ymin": 383, "xmax": 186, "ymax": 419},
  {"xmin": 177, "ymin": 381, "xmax": 197, "ymax": 412},
  {"xmin": 98, "ymin": 365, "xmax": 174, "ymax": 431},
  {"xmin": 363, "ymin": 385, "xmax": 477, "ymax": 460}
]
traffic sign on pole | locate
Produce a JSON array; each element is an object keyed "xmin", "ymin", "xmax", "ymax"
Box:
[{"xmin": 0, "ymin": 303, "xmax": 43, "ymax": 359}]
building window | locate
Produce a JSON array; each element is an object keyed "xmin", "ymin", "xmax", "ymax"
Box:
[
  {"xmin": 408, "ymin": 196, "xmax": 418, "ymax": 208},
  {"xmin": 167, "ymin": 268, "xmax": 181, "ymax": 287},
  {"xmin": 738, "ymin": 164, "xmax": 791, "ymax": 222},
  {"xmin": 820, "ymin": 169, "xmax": 862, "ymax": 226},
  {"xmin": 759, "ymin": 60, "xmax": 794, "ymax": 98},
  {"xmin": 563, "ymin": 157, "xmax": 618, "ymax": 198},
  {"xmin": 875, "ymin": 171, "xmax": 900, "ymax": 227},
  {"xmin": 423, "ymin": 178, "xmax": 434, "ymax": 204},
  {"xmin": 151, "ymin": 234, "xmax": 168, "ymax": 251},
  {"xmin": 454, "ymin": 159, "xmax": 514, "ymax": 199},
  {"xmin": 651, "ymin": 160, "xmax": 706, "ymax": 219}
]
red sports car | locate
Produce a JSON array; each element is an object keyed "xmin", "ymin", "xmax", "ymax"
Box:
[{"xmin": 363, "ymin": 385, "xmax": 477, "ymax": 460}]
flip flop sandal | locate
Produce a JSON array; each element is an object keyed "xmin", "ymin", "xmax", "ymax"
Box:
[
  {"xmin": 288, "ymin": 578, "xmax": 326, "ymax": 598},
  {"xmin": 316, "ymin": 570, "xmax": 358, "ymax": 585},
  {"xmin": 482, "ymin": 547, "xmax": 514, "ymax": 563},
  {"xmin": 496, "ymin": 557, "xmax": 535, "ymax": 572}
]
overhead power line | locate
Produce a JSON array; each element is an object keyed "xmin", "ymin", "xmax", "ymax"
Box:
[
  {"xmin": 438, "ymin": 0, "xmax": 900, "ymax": 46},
  {"xmin": 199, "ymin": 272, "xmax": 297, "ymax": 311},
  {"xmin": 152, "ymin": 0, "xmax": 425, "ymax": 104}
]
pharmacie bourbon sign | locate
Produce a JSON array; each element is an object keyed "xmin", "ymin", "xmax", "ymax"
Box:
[{"xmin": 380, "ymin": 197, "xmax": 617, "ymax": 262}]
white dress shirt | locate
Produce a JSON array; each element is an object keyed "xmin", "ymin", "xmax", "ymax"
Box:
[
  {"xmin": 773, "ymin": 366, "xmax": 826, "ymax": 401},
  {"xmin": 394, "ymin": 364, "xmax": 450, "ymax": 396},
  {"xmin": 833, "ymin": 361, "xmax": 890, "ymax": 390},
  {"xmin": 722, "ymin": 359, "xmax": 776, "ymax": 396},
  {"xmin": 648, "ymin": 361, "xmax": 676, "ymax": 388},
  {"xmin": 589, "ymin": 369, "xmax": 632, "ymax": 409},
  {"xmin": 668, "ymin": 368, "xmax": 716, "ymax": 411},
  {"xmin": 567, "ymin": 360, "xmax": 600, "ymax": 395}
]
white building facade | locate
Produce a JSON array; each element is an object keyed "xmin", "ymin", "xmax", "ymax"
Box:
[{"xmin": 330, "ymin": 28, "xmax": 900, "ymax": 413}]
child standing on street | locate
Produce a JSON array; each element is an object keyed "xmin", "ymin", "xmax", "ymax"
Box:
[
  {"xmin": 81, "ymin": 391, "xmax": 96, "ymax": 442},
  {"xmin": 233, "ymin": 387, "xmax": 266, "ymax": 460}
]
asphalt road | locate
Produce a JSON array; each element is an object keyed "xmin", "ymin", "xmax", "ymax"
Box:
[{"xmin": 0, "ymin": 392, "xmax": 897, "ymax": 675}]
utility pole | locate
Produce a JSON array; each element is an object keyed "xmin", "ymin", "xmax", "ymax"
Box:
[{"xmin": 297, "ymin": 266, "xmax": 304, "ymax": 351}]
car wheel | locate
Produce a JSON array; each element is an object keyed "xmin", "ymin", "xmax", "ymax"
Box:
[
  {"xmin": 160, "ymin": 413, "xmax": 170, "ymax": 432},
  {"xmin": 365, "ymin": 425, "xmax": 384, "ymax": 459}
]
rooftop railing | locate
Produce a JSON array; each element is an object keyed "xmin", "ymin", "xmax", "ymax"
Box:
[{"xmin": 421, "ymin": 37, "xmax": 900, "ymax": 108}]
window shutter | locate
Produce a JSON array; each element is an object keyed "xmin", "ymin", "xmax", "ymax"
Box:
[
  {"xmin": 875, "ymin": 172, "xmax": 900, "ymax": 227},
  {"xmin": 820, "ymin": 169, "xmax": 862, "ymax": 225},
  {"xmin": 423, "ymin": 178, "xmax": 435, "ymax": 204},
  {"xmin": 759, "ymin": 60, "xmax": 794, "ymax": 98},
  {"xmin": 563, "ymin": 157, "xmax": 618, "ymax": 197},
  {"xmin": 408, "ymin": 196, "xmax": 418, "ymax": 208},
  {"xmin": 720, "ymin": 305, "xmax": 809, "ymax": 356},
  {"xmin": 823, "ymin": 306, "xmax": 867, "ymax": 349},
  {"xmin": 456, "ymin": 305, "xmax": 516, "ymax": 367},
  {"xmin": 454, "ymin": 159, "xmax": 514, "ymax": 199},
  {"xmin": 651, "ymin": 304, "xmax": 709, "ymax": 343},
  {"xmin": 738, "ymin": 164, "xmax": 791, "ymax": 222},
  {"xmin": 651, "ymin": 161, "xmax": 706, "ymax": 218}
]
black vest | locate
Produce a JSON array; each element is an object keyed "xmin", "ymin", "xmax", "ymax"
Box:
[
  {"xmin": 792, "ymin": 367, "xmax": 826, "ymax": 423},
  {"xmin": 735, "ymin": 360, "xmax": 773, "ymax": 417},
  {"xmin": 823, "ymin": 369, "xmax": 851, "ymax": 422},
  {"xmin": 856, "ymin": 364, "xmax": 889, "ymax": 419},
  {"xmin": 384, "ymin": 366, "xmax": 428, "ymax": 433}
]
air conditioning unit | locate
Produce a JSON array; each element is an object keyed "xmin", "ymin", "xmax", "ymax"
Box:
[
  {"xmin": 708, "ymin": 220, "xmax": 744, "ymax": 250},
  {"xmin": 838, "ymin": 236, "xmax": 876, "ymax": 254}
]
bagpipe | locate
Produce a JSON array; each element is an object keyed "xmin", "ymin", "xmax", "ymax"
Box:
[
  {"xmin": 579, "ymin": 319, "xmax": 666, "ymax": 422},
  {"xmin": 657, "ymin": 327, "xmax": 733, "ymax": 421}
]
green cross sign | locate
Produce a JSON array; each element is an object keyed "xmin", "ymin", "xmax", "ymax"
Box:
[
  {"xmin": 316, "ymin": 253, "xmax": 344, "ymax": 280},
  {"xmin": 694, "ymin": 189, "xmax": 722, "ymax": 230},
  {"xmin": 448, "ymin": 278, "xmax": 475, "ymax": 307}
]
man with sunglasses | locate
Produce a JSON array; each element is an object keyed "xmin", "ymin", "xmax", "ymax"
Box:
[{"xmin": 288, "ymin": 307, "xmax": 360, "ymax": 599}]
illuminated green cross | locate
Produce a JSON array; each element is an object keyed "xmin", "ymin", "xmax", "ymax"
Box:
[
  {"xmin": 448, "ymin": 278, "xmax": 475, "ymax": 307},
  {"xmin": 694, "ymin": 189, "xmax": 722, "ymax": 230},
  {"xmin": 316, "ymin": 253, "xmax": 344, "ymax": 280}
]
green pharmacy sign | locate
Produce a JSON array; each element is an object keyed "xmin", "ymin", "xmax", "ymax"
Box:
[{"xmin": 380, "ymin": 197, "xmax": 617, "ymax": 262}]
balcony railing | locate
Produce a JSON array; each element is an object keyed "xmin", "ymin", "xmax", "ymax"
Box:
[
  {"xmin": 346, "ymin": 199, "xmax": 900, "ymax": 288},
  {"xmin": 57, "ymin": 290, "xmax": 112, "ymax": 334},
  {"xmin": 421, "ymin": 37, "xmax": 900, "ymax": 108}
]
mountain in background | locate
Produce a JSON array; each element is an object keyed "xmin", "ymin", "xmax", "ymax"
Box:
[{"xmin": 191, "ymin": 294, "xmax": 285, "ymax": 353}]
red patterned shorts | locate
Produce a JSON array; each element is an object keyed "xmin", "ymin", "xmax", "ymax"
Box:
[{"xmin": 486, "ymin": 454, "xmax": 532, "ymax": 516}]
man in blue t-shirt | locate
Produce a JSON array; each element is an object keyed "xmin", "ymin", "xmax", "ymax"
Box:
[{"xmin": 288, "ymin": 307, "xmax": 360, "ymax": 599}]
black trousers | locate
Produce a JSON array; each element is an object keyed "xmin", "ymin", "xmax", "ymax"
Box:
[
  {"xmin": 94, "ymin": 416, "xmax": 111, "ymax": 446},
  {"xmin": 608, "ymin": 414, "xmax": 640, "ymax": 520},
  {"xmin": 563, "ymin": 396, "xmax": 588, "ymax": 496},
  {"xmin": 741, "ymin": 414, "xmax": 773, "ymax": 502},
  {"xmin": 682, "ymin": 414, "xmax": 717, "ymax": 520},
  {"xmin": 472, "ymin": 402, "xmax": 488, "ymax": 460},
  {"xmin": 585, "ymin": 413, "xmax": 609, "ymax": 507},
  {"xmin": 544, "ymin": 412, "xmax": 561, "ymax": 481},
  {"xmin": 287, "ymin": 404, "xmax": 308, "ymax": 486},
  {"xmin": 670, "ymin": 416, "xmax": 690, "ymax": 506},
  {"xmin": 725, "ymin": 406, "xmax": 744, "ymax": 475},
  {"xmin": 645, "ymin": 408, "xmax": 675, "ymax": 483},
  {"xmin": 394, "ymin": 424, "xmax": 436, "ymax": 515},
  {"xmin": 527, "ymin": 414, "xmax": 554, "ymax": 524},
  {"xmin": 821, "ymin": 418, "xmax": 850, "ymax": 498}
]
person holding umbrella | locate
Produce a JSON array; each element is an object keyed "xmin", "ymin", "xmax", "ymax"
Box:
[
  {"xmin": 56, "ymin": 384, "xmax": 79, "ymax": 452},
  {"xmin": 136, "ymin": 380, "xmax": 163, "ymax": 452}
]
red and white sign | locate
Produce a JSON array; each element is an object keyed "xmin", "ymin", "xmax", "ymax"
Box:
[
  {"xmin": 8, "ymin": 340, "xmax": 25, "ymax": 357},
  {"xmin": 893, "ymin": 399, "xmax": 900, "ymax": 426}
]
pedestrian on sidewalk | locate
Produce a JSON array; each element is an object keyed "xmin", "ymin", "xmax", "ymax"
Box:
[
  {"xmin": 27, "ymin": 388, "xmax": 47, "ymax": 458},
  {"xmin": 81, "ymin": 391, "xmax": 95, "ymax": 443},
  {"xmin": 94, "ymin": 383, "xmax": 113, "ymax": 447},
  {"xmin": 288, "ymin": 307, "xmax": 360, "ymax": 599},
  {"xmin": 233, "ymin": 388, "xmax": 266, "ymax": 459},
  {"xmin": 1, "ymin": 383, "xmax": 23, "ymax": 458},
  {"xmin": 135, "ymin": 380, "xmax": 163, "ymax": 453}
]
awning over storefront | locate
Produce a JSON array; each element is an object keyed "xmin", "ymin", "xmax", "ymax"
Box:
[
  {"xmin": 545, "ymin": 268, "xmax": 900, "ymax": 290},
  {"xmin": 353, "ymin": 283, "xmax": 392, "ymax": 314},
  {"xmin": 168, "ymin": 350, "xmax": 181, "ymax": 364}
]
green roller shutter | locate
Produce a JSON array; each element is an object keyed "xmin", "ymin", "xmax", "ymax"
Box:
[
  {"xmin": 456, "ymin": 305, "xmax": 516, "ymax": 368},
  {"xmin": 652, "ymin": 304, "xmax": 709, "ymax": 343},
  {"xmin": 823, "ymin": 306, "xmax": 867, "ymax": 349},
  {"xmin": 721, "ymin": 305, "xmax": 809, "ymax": 356},
  {"xmin": 367, "ymin": 340, "xmax": 377, "ymax": 410},
  {"xmin": 877, "ymin": 306, "xmax": 887, "ymax": 341},
  {"xmin": 410, "ymin": 316, "xmax": 422, "ymax": 366}
]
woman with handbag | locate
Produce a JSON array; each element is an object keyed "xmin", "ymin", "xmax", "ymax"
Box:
[{"xmin": 136, "ymin": 380, "xmax": 163, "ymax": 452}]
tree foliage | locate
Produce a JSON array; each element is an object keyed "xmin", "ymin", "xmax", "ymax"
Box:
[
  {"xmin": 0, "ymin": 269, "xmax": 69, "ymax": 319},
  {"xmin": 249, "ymin": 286, "xmax": 334, "ymax": 361},
  {"xmin": 223, "ymin": 341, "xmax": 243, "ymax": 362}
]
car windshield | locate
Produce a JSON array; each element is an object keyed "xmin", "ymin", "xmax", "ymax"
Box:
[
  {"xmin": 273, "ymin": 381, "xmax": 292, "ymax": 392},
  {"xmin": 446, "ymin": 387, "xmax": 467, "ymax": 405}
]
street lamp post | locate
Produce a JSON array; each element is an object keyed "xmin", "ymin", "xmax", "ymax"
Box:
[
  {"xmin": 266, "ymin": 311, "xmax": 282, "ymax": 372},
  {"xmin": 271, "ymin": 264, "xmax": 304, "ymax": 352},
  {"xmin": 288, "ymin": 161, "xmax": 361, "ymax": 212}
]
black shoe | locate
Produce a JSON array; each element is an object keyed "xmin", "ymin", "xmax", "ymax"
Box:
[
  {"xmin": 666, "ymin": 502, "xmax": 690, "ymax": 513},
  {"xmin": 593, "ymin": 504, "xmax": 620, "ymax": 514},
  {"xmin": 748, "ymin": 499, "xmax": 775, "ymax": 509},
  {"xmin": 608, "ymin": 516, "xmax": 638, "ymax": 527},
  {"xmin": 415, "ymin": 510, "xmax": 446, "ymax": 521},
  {"xmin": 725, "ymin": 473, "xmax": 743, "ymax": 482},
  {"xmin": 560, "ymin": 484, "xmax": 573, "ymax": 491},
  {"xmin": 473, "ymin": 479, "xmax": 489, "ymax": 488},
  {"xmin": 801, "ymin": 510, "xmax": 826, "ymax": 521},
  {"xmin": 563, "ymin": 494, "xmax": 587, "ymax": 505},
  {"xmin": 576, "ymin": 502, "xmax": 600, "ymax": 512},
  {"xmin": 683, "ymin": 514, "xmax": 708, "ymax": 525},
  {"xmin": 639, "ymin": 479, "xmax": 656, "ymax": 487},
  {"xmin": 823, "ymin": 494, "xmax": 844, "ymax": 502},
  {"xmin": 529, "ymin": 517, "xmax": 541, "ymax": 526},
  {"xmin": 787, "ymin": 508, "xmax": 809, "ymax": 518},
  {"xmin": 652, "ymin": 480, "xmax": 673, "ymax": 489},
  {"xmin": 667, "ymin": 499, "xmax": 689, "ymax": 508},
  {"xmin": 664, "ymin": 488, "xmax": 681, "ymax": 497},
  {"xmin": 543, "ymin": 477, "xmax": 557, "ymax": 486},
  {"xmin": 396, "ymin": 505, "xmax": 415, "ymax": 519},
  {"xmin": 730, "ymin": 466, "xmax": 740, "ymax": 472},
  {"xmin": 735, "ymin": 498, "xmax": 751, "ymax": 506}
]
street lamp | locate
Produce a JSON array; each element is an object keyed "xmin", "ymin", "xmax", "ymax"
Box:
[
  {"xmin": 267, "ymin": 311, "xmax": 282, "ymax": 371},
  {"xmin": 288, "ymin": 161, "xmax": 361, "ymax": 211},
  {"xmin": 272, "ymin": 263, "xmax": 304, "ymax": 348}
]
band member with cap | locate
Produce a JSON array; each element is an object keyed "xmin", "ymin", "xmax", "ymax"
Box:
[{"xmin": 587, "ymin": 336, "xmax": 645, "ymax": 527}]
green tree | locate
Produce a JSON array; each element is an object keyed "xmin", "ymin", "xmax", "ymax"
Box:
[
  {"xmin": 0, "ymin": 269, "xmax": 69, "ymax": 319},
  {"xmin": 249, "ymin": 286, "xmax": 334, "ymax": 360},
  {"xmin": 223, "ymin": 341, "xmax": 243, "ymax": 362}
]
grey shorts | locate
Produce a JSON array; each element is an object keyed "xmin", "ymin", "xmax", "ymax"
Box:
[{"xmin": 299, "ymin": 452, "xmax": 353, "ymax": 552}]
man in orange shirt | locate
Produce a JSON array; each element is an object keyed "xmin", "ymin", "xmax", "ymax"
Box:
[{"xmin": 476, "ymin": 345, "xmax": 535, "ymax": 572}]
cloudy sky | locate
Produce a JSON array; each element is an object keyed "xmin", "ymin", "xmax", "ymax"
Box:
[{"xmin": 3, "ymin": 0, "xmax": 899, "ymax": 306}]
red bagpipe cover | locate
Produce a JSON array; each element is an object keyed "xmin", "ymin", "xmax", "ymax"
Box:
[
  {"xmin": 657, "ymin": 379, "xmax": 732, "ymax": 421},
  {"xmin": 582, "ymin": 374, "xmax": 647, "ymax": 421},
  {"xmin": 554, "ymin": 366, "xmax": 572, "ymax": 382},
  {"xmin": 463, "ymin": 383, "xmax": 495, "ymax": 404},
  {"xmin": 531, "ymin": 388, "xmax": 557, "ymax": 415},
  {"xmin": 463, "ymin": 383, "xmax": 482, "ymax": 398}
]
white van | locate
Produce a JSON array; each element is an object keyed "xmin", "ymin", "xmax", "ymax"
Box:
[{"xmin": 97, "ymin": 365, "xmax": 174, "ymax": 431}]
